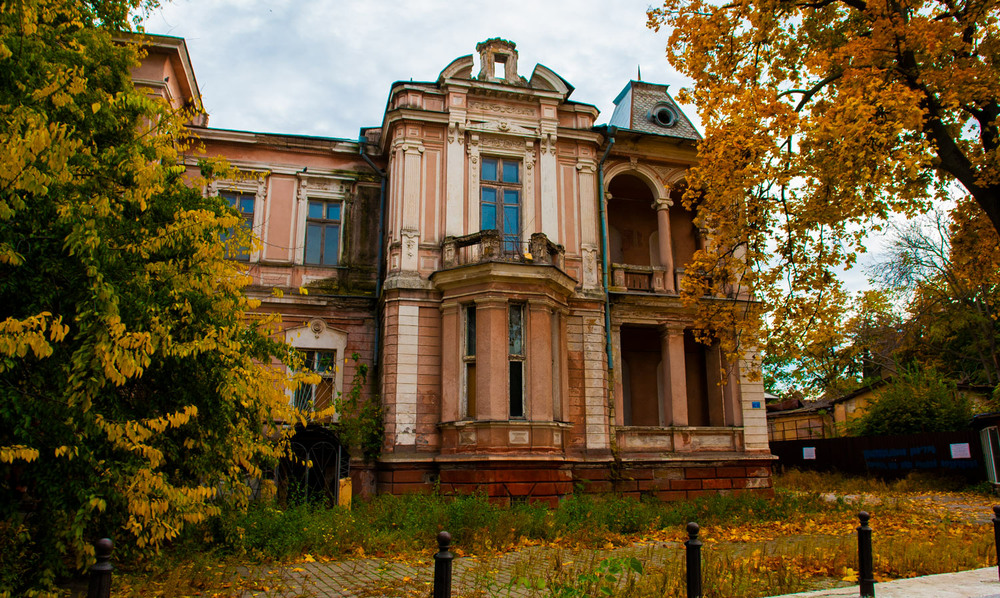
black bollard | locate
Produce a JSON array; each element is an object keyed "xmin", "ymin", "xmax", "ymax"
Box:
[
  {"xmin": 685, "ymin": 522, "xmax": 703, "ymax": 598},
  {"xmin": 433, "ymin": 530, "xmax": 453, "ymax": 598},
  {"xmin": 857, "ymin": 512, "xmax": 875, "ymax": 598},
  {"xmin": 992, "ymin": 506, "xmax": 1000, "ymax": 582},
  {"xmin": 87, "ymin": 538, "xmax": 113, "ymax": 598}
]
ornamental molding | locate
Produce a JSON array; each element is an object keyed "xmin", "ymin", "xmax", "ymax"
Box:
[
  {"xmin": 466, "ymin": 119, "xmax": 537, "ymax": 137},
  {"xmin": 447, "ymin": 121, "xmax": 466, "ymax": 144},
  {"xmin": 469, "ymin": 100, "xmax": 536, "ymax": 117},
  {"xmin": 654, "ymin": 166, "xmax": 689, "ymax": 186},
  {"xmin": 296, "ymin": 175, "xmax": 349, "ymax": 202},
  {"xmin": 480, "ymin": 134, "xmax": 524, "ymax": 151},
  {"xmin": 308, "ymin": 318, "xmax": 327, "ymax": 339}
]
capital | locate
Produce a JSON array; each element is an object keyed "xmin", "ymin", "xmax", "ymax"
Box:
[{"xmin": 653, "ymin": 197, "xmax": 674, "ymax": 211}]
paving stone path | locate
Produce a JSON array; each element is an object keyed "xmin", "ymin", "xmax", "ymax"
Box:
[
  {"xmin": 241, "ymin": 543, "xmax": 683, "ymax": 598},
  {"xmin": 239, "ymin": 492, "xmax": 1000, "ymax": 597}
]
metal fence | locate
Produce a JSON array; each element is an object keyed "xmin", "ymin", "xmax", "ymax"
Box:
[{"xmin": 770, "ymin": 430, "xmax": 985, "ymax": 480}]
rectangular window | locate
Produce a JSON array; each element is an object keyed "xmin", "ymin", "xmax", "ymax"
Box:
[
  {"xmin": 481, "ymin": 157, "xmax": 521, "ymax": 254},
  {"xmin": 304, "ymin": 200, "xmax": 342, "ymax": 266},
  {"xmin": 508, "ymin": 303, "xmax": 524, "ymax": 418},
  {"xmin": 464, "ymin": 305, "xmax": 477, "ymax": 419},
  {"xmin": 220, "ymin": 190, "xmax": 255, "ymax": 261},
  {"xmin": 293, "ymin": 350, "xmax": 337, "ymax": 411}
]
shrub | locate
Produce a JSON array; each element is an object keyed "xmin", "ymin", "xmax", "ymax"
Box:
[{"xmin": 847, "ymin": 368, "xmax": 972, "ymax": 437}]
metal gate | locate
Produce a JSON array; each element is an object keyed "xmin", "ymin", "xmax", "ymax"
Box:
[{"xmin": 276, "ymin": 425, "xmax": 350, "ymax": 505}]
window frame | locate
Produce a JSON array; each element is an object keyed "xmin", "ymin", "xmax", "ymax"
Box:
[
  {"xmin": 304, "ymin": 198, "xmax": 343, "ymax": 267},
  {"xmin": 293, "ymin": 349, "xmax": 338, "ymax": 411},
  {"xmin": 219, "ymin": 189, "xmax": 256, "ymax": 261},
  {"xmin": 462, "ymin": 304, "xmax": 477, "ymax": 420},
  {"xmin": 284, "ymin": 320, "xmax": 348, "ymax": 417},
  {"xmin": 508, "ymin": 302, "xmax": 525, "ymax": 419},
  {"xmin": 295, "ymin": 174, "xmax": 351, "ymax": 268},
  {"xmin": 480, "ymin": 156, "xmax": 522, "ymax": 254},
  {"xmin": 209, "ymin": 177, "xmax": 265, "ymax": 262}
]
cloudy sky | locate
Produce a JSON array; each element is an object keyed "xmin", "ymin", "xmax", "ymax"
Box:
[
  {"xmin": 141, "ymin": 0, "xmax": 887, "ymax": 291},
  {"xmin": 143, "ymin": 0, "xmax": 687, "ymax": 139}
]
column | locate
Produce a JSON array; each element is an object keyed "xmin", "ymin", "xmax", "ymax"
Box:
[
  {"xmin": 722, "ymin": 352, "xmax": 743, "ymax": 426},
  {"xmin": 654, "ymin": 197, "xmax": 676, "ymax": 293},
  {"xmin": 661, "ymin": 324, "xmax": 687, "ymax": 426}
]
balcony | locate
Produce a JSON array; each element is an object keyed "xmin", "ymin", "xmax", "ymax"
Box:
[
  {"xmin": 610, "ymin": 263, "xmax": 677, "ymax": 294},
  {"xmin": 441, "ymin": 230, "xmax": 565, "ymax": 270}
]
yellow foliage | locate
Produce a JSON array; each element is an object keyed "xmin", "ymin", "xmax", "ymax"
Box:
[
  {"xmin": 0, "ymin": 2, "xmax": 302, "ymax": 590},
  {"xmin": 647, "ymin": 0, "xmax": 1000, "ymax": 373},
  {"xmin": 0, "ymin": 445, "xmax": 40, "ymax": 463}
]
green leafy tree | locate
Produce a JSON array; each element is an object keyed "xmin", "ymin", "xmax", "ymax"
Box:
[
  {"xmin": 874, "ymin": 204, "xmax": 1000, "ymax": 386},
  {"xmin": 848, "ymin": 368, "xmax": 972, "ymax": 436},
  {"xmin": 333, "ymin": 354, "xmax": 384, "ymax": 463},
  {"xmin": 0, "ymin": 1, "xmax": 296, "ymax": 593}
]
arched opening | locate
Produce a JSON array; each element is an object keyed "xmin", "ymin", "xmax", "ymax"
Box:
[{"xmin": 607, "ymin": 174, "xmax": 657, "ymax": 267}]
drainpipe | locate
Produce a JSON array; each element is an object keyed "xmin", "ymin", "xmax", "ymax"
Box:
[
  {"xmin": 597, "ymin": 126, "xmax": 617, "ymax": 370},
  {"xmin": 359, "ymin": 134, "xmax": 387, "ymax": 380}
]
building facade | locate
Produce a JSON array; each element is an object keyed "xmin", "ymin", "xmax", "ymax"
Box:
[{"xmin": 136, "ymin": 35, "xmax": 774, "ymax": 504}]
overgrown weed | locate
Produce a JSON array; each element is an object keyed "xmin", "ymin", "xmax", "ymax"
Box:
[
  {"xmin": 108, "ymin": 470, "xmax": 999, "ymax": 597},
  {"xmin": 775, "ymin": 468, "xmax": 983, "ymax": 495}
]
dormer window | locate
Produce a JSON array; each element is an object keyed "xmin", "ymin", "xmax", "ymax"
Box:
[{"xmin": 649, "ymin": 103, "xmax": 677, "ymax": 128}]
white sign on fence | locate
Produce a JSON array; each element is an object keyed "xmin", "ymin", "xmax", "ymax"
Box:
[
  {"xmin": 950, "ymin": 443, "xmax": 972, "ymax": 459},
  {"xmin": 803, "ymin": 447, "xmax": 817, "ymax": 460}
]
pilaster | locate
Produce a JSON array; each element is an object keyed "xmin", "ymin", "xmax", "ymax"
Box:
[
  {"xmin": 440, "ymin": 302, "xmax": 461, "ymax": 422},
  {"xmin": 539, "ymin": 107, "xmax": 558, "ymax": 240},
  {"xmin": 467, "ymin": 133, "xmax": 481, "ymax": 233},
  {"xmin": 444, "ymin": 117, "xmax": 466, "ymax": 237},
  {"xmin": 475, "ymin": 297, "xmax": 508, "ymax": 421},
  {"xmin": 528, "ymin": 302, "xmax": 554, "ymax": 421}
]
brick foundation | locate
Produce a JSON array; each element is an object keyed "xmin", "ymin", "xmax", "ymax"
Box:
[
  {"xmin": 572, "ymin": 461, "xmax": 774, "ymax": 500},
  {"xmin": 370, "ymin": 458, "xmax": 774, "ymax": 504}
]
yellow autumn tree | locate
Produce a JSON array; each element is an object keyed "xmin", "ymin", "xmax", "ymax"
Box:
[
  {"xmin": 0, "ymin": 1, "xmax": 297, "ymax": 593},
  {"xmin": 647, "ymin": 0, "xmax": 1000, "ymax": 374}
]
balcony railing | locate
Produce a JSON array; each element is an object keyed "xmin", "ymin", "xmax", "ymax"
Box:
[
  {"xmin": 610, "ymin": 265, "xmax": 750, "ymax": 300},
  {"xmin": 610, "ymin": 263, "xmax": 676, "ymax": 293},
  {"xmin": 441, "ymin": 231, "xmax": 565, "ymax": 270}
]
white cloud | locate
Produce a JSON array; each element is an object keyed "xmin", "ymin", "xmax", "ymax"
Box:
[{"xmin": 143, "ymin": 0, "xmax": 687, "ymax": 138}]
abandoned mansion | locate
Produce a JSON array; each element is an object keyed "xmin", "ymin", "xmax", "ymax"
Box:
[{"xmin": 133, "ymin": 35, "xmax": 773, "ymax": 503}]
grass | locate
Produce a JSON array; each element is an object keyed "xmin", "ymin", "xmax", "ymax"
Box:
[
  {"xmin": 775, "ymin": 467, "xmax": 993, "ymax": 495},
  {"xmin": 107, "ymin": 470, "xmax": 1000, "ymax": 597}
]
